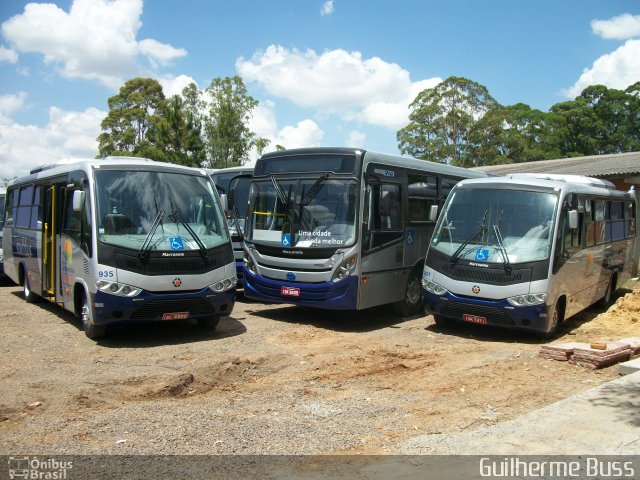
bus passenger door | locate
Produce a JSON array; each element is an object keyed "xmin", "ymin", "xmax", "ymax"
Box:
[
  {"xmin": 42, "ymin": 185, "xmax": 62, "ymax": 300},
  {"xmin": 360, "ymin": 174, "xmax": 404, "ymax": 309}
]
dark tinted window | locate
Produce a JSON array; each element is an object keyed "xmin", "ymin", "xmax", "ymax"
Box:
[{"xmin": 255, "ymin": 154, "xmax": 356, "ymax": 175}]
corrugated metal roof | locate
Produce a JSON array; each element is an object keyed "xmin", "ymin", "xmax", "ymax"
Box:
[{"xmin": 473, "ymin": 151, "xmax": 640, "ymax": 178}]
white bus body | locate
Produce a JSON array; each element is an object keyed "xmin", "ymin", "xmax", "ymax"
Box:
[
  {"xmin": 3, "ymin": 157, "xmax": 236, "ymax": 338},
  {"xmin": 242, "ymin": 147, "xmax": 487, "ymax": 315},
  {"xmin": 0, "ymin": 188, "xmax": 6, "ymax": 276},
  {"xmin": 422, "ymin": 174, "xmax": 637, "ymax": 335}
]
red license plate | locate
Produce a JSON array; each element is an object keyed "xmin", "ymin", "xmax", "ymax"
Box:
[
  {"xmin": 463, "ymin": 313, "xmax": 487, "ymax": 324},
  {"xmin": 162, "ymin": 312, "xmax": 190, "ymax": 320},
  {"xmin": 281, "ymin": 286, "xmax": 300, "ymax": 297}
]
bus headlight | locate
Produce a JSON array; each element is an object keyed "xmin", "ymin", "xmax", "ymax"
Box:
[
  {"xmin": 332, "ymin": 256, "xmax": 357, "ymax": 283},
  {"xmin": 96, "ymin": 280, "xmax": 141, "ymax": 297},
  {"xmin": 210, "ymin": 275, "xmax": 238, "ymax": 293},
  {"xmin": 243, "ymin": 250, "xmax": 257, "ymax": 275},
  {"xmin": 507, "ymin": 293, "xmax": 547, "ymax": 307},
  {"xmin": 422, "ymin": 279, "xmax": 449, "ymax": 296}
]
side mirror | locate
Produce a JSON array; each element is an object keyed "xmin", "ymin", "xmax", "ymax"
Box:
[
  {"xmin": 428, "ymin": 204, "xmax": 439, "ymax": 222},
  {"xmin": 568, "ymin": 210, "xmax": 578, "ymax": 230},
  {"xmin": 72, "ymin": 190, "xmax": 85, "ymax": 212},
  {"xmin": 363, "ymin": 186, "xmax": 372, "ymax": 227},
  {"xmin": 219, "ymin": 193, "xmax": 228, "ymax": 213}
]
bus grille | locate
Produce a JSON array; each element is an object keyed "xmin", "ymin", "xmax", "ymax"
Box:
[
  {"xmin": 439, "ymin": 264, "xmax": 528, "ymax": 286},
  {"xmin": 441, "ymin": 302, "xmax": 515, "ymax": 326},
  {"xmin": 118, "ymin": 255, "xmax": 216, "ymax": 276},
  {"xmin": 131, "ymin": 298, "xmax": 215, "ymax": 320}
]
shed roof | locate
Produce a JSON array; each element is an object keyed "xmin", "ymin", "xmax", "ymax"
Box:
[{"xmin": 473, "ymin": 151, "xmax": 640, "ymax": 178}]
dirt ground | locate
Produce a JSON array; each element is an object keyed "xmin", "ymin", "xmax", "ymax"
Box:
[{"xmin": 0, "ymin": 277, "xmax": 638, "ymax": 455}]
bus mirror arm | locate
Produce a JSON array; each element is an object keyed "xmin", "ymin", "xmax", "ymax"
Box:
[
  {"xmin": 428, "ymin": 205, "xmax": 439, "ymax": 222},
  {"xmin": 72, "ymin": 190, "xmax": 85, "ymax": 212},
  {"xmin": 568, "ymin": 210, "xmax": 578, "ymax": 230}
]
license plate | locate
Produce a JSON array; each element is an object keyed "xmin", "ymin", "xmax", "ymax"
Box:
[
  {"xmin": 463, "ymin": 313, "xmax": 487, "ymax": 324},
  {"xmin": 162, "ymin": 312, "xmax": 190, "ymax": 320},
  {"xmin": 281, "ymin": 286, "xmax": 300, "ymax": 297}
]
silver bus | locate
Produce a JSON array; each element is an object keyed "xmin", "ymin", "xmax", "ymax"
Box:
[
  {"xmin": 0, "ymin": 187, "xmax": 5, "ymax": 276},
  {"xmin": 422, "ymin": 174, "xmax": 637, "ymax": 335},
  {"xmin": 242, "ymin": 147, "xmax": 487, "ymax": 315},
  {"xmin": 209, "ymin": 166, "xmax": 254, "ymax": 287},
  {"xmin": 3, "ymin": 157, "xmax": 237, "ymax": 339}
]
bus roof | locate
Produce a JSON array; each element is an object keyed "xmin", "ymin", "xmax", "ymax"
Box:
[
  {"xmin": 453, "ymin": 174, "xmax": 633, "ymax": 198},
  {"xmin": 257, "ymin": 147, "xmax": 489, "ymax": 179},
  {"xmin": 206, "ymin": 165, "xmax": 254, "ymax": 176},
  {"xmin": 9, "ymin": 157, "xmax": 210, "ymax": 187}
]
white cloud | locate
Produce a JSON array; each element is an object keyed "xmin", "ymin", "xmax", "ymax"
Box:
[
  {"xmin": 346, "ymin": 130, "xmax": 366, "ymax": 147},
  {"xmin": 139, "ymin": 39, "xmax": 187, "ymax": 67},
  {"xmin": 321, "ymin": 1, "xmax": 334, "ymax": 16},
  {"xmin": 237, "ymin": 45, "xmax": 441, "ymax": 130},
  {"xmin": 0, "ymin": 92, "xmax": 27, "ymax": 116},
  {"xmin": 1, "ymin": 0, "xmax": 187, "ymax": 89},
  {"xmin": 592, "ymin": 13, "xmax": 640, "ymax": 40},
  {"xmin": 158, "ymin": 74, "xmax": 197, "ymax": 98},
  {"xmin": 0, "ymin": 106, "xmax": 104, "ymax": 179},
  {"xmin": 565, "ymin": 39, "xmax": 640, "ymax": 98},
  {"xmin": 0, "ymin": 45, "xmax": 18, "ymax": 63}
]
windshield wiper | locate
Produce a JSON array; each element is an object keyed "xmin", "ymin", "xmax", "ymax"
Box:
[
  {"xmin": 450, "ymin": 209, "xmax": 488, "ymax": 267},
  {"xmin": 270, "ymin": 175, "xmax": 288, "ymax": 206},
  {"xmin": 138, "ymin": 211, "xmax": 165, "ymax": 258},
  {"xmin": 170, "ymin": 208, "xmax": 208, "ymax": 258},
  {"xmin": 492, "ymin": 224, "xmax": 512, "ymax": 273},
  {"xmin": 300, "ymin": 173, "xmax": 328, "ymax": 206}
]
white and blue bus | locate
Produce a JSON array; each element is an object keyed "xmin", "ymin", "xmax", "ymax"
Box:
[
  {"xmin": 422, "ymin": 174, "xmax": 637, "ymax": 335},
  {"xmin": 209, "ymin": 166, "xmax": 253, "ymax": 287},
  {"xmin": 3, "ymin": 157, "xmax": 237, "ymax": 339},
  {"xmin": 242, "ymin": 147, "xmax": 487, "ymax": 315}
]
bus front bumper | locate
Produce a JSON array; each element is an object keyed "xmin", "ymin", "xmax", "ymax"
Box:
[
  {"xmin": 92, "ymin": 287, "xmax": 236, "ymax": 326},
  {"xmin": 423, "ymin": 288, "xmax": 550, "ymax": 332},
  {"xmin": 243, "ymin": 268, "xmax": 358, "ymax": 310}
]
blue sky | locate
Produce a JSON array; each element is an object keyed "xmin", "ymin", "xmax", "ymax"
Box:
[{"xmin": 0, "ymin": 0, "xmax": 639, "ymax": 178}]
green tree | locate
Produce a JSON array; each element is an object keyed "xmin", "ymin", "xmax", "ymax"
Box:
[
  {"xmin": 97, "ymin": 78, "xmax": 165, "ymax": 158},
  {"xmin": 204, "ymin": 76, "xmax": 259, "ymax": 168},
  {"xmin": 397, "ymin": 76, "xmax": 499, "ymax": 166},
  {"xmin": 146, "ymin": 95, "xmax": 206, "ymax": 167},
  {"xmin": 254, "ymin": 137, "xmax": 271, "ymax": 157}
]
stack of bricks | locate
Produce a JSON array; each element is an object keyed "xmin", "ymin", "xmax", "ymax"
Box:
[
  {"xmin": 539, "ymin": 338, "xmax": 640, "ymax": 369},
  {"xmin": 538, "ymin": 342, "xmax": 584, "ymax": 361},
  {"xmin": 569, "ymin": 343, "xmax": 633, "ymax": 370}
]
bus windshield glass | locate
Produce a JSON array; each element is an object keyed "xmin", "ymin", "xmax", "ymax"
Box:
[
  {"xmin": 431, "ymin": 188, "xmax": 558, "ymax": 264},
  {"xmin": 246, "ymin": 178, "xmax": 358, "ymax": 249},
  {"xmin": 95, "ymin": 170, "xmax": 228, "ymax": 252}
]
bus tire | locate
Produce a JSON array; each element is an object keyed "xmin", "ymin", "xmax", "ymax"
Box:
[
  {"xmin": 392, "ymin": 270, "xmax": 423, "ymax": 317},
  {"xmin": 597, "ymin": 273, "xmax": 616, "ymax": 309},
  {"xmin": 80, "ymin": 292, "xmax": 106, "ymax": 340},
  {"xmin": 197, "ymin": 317, "xmax": 221, "ymax": 330},
  {"xmin": 542, "ymin": 300, "xmax": 564, "ymax": 339},
  {"xmin": 23, "ymin": 278, "xmax": 38, "ymax": 304}
]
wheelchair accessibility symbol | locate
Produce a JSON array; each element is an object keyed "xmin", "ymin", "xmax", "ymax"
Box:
[
  {"xmin": 406, "ymin": 228, "xmax": 415, "ymax": 245},
  {"xmin": 169, "ymin": 237, "xmax": 184, "ymax": 250},
  {"xmin": 281, "ymin": 233, "xmax": 291, "ymax": 247},
  {"xmin": 475, "ymin": 248, "xmax": 489, "ymax": 261}
]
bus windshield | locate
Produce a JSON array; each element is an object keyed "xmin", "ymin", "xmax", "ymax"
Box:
[
  {"xmin": 95, "ymin": 170, "xmax": 228, "ymax": 252},
  {"xmin": 246, "ymin": 177, "xmax": 358, "ymax": 249},
  {"xmin": 431, "ymin": 188, "xmax": 558, "ymax": 264}
]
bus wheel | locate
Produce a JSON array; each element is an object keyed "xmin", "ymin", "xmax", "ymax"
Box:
[
  {"xmin": 80, "ymin": 292, "xmax": 106, "ymax": 340},
  {"xmin": 197, "ymin": 317, "xmax": 221, "ymax": 330},
  {"xmin": 392, "ymin": 271, "xmax": 422, "ymax": 317},
  {"xmin": 543, "ymin": 300, "xmax": 564, "ymax": 339},
  {"xmin": 23, "ymin": 279, "xmax": 38, "ymax": 304},
  {"xmin": 597, "ymin": 273, "xmax": 616, "ymax": 309}
]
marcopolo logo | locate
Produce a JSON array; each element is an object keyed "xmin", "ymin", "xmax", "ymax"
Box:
[{"xmin": 8, "ymin": 457, "xmax": 73, "ymax": 479}]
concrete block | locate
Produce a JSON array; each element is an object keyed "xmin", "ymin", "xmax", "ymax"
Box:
[{"xmin": 619, "ymin": 357, "xmax": 640, "ymax": 376}]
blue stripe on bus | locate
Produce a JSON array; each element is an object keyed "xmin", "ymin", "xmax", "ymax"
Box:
[{"xmin": 243, "ymin": 267, "xmax": 358, "ymax": 310}]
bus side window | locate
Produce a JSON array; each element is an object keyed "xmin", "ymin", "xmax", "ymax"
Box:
[
  {"xmin": 407, "ymin": 173, "xmax": 437, "ymax": 222},
  {"xmin": 5, "ymin": 189, "xmax": 17, "ymax": 227},
  {"xmin": 439, "ymin": 177, "xmax": 460, "ymax": 205},
  {"xmin": 16, "ymin": 185, "xmax": 33, "ymax": 228},
  {"xmin": 610, "ymin": 201, "xmax": 625, "ymax": 241},
  {"xmin": 595, "ymin": 200, "xmax": 606, "ymax": 244},
  {"xmin": 365, "ymin": 183, "xmax": 402, "ymax": 250},
  {"xmin": 585, "ymin": 199, "xmax": 596, "ymax": 246},
  {"xmin": 63, "ymin": 189, "xmax": 92, "ymax": 256}
]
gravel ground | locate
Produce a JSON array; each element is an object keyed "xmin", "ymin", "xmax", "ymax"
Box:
[{"xmin": 0, "ymin": 278, "xmax": 635, "ymax": 456}]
